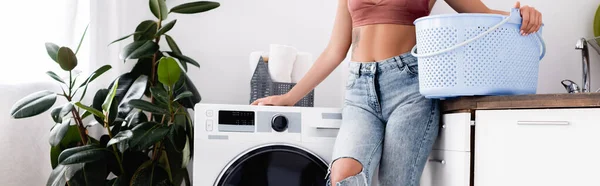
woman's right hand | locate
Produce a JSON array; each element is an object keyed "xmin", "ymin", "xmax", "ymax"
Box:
[{"xmin": 250, "ymin": 94, "xmax": 296, "ymax": 106}]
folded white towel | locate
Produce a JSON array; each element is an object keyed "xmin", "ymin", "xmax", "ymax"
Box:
[{"xmin": 268, "ymin": 44, "xmax": 298, "ymax": 83}]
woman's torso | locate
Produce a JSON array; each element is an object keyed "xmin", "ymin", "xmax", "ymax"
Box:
[{"xmin": 348, "ymin": 0, "xmax": 436, "ymax": 62}]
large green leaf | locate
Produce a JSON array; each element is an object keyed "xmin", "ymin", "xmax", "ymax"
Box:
[
  {"xmin": 163, "ymin": 135, "xmax": 188, "ymax": 179},
  {"xmin": 132, "ymin": 124, "xmax": 170, "ymax": 151},
  {"xmin": 165, "ymin": 35, "xmax": 182, "ymax": 54},
  {"xmin": 173, "ymin": 91, "xmax": 193, "ymax": 102},
  {"xmin": 125, "ymin": 111, "xmax": 148, "ymax": 130},
  {"xmin": 167, "ymin": 52, "xmax": 199, "ymax": 68},
  {"xmin": 57, "ymin": 47, "xmax": 78, "ymax": 71},
  {"xmin": 51, "ymin": 125, "xmax": 83, "ymax": 168},
  {"xmin": 170, "ymin": 1, "xmax": 220, "ymax": 14},
  {"xmin": 120, "ymin": 40, "xmax": 159, "ymax": 60},
  {"xmin": 67, "ymin": 160, "xmax": 108, "ymax": 186},
  {"xmin": 168, "ymin": 121, "xmax": 186, "ymax": 152},
  {"xmin": 49, "ymin": 119, "xmax": 71, "ymax": 146},
  {"xmin": 107, "ymin": 130, "xmax": 132, "ymax": 149},
  {"xmin": 46, "ymin": 164, "xmax": 68, "ymax": 186},
  {"xmin": 74, "ymin": 102, "xmax": 105, "ymax": 120},
  {"xmin": 158, "ymin": 57, "xmax": 182, "ymax": 87},
  {"xmin": 175, "ymin": 74, "xmax": 201, "ymax": 109},
  {"xmin": 58, "ymin": 145, "xmax": 110, "ymax": 165},
  {"xmin": 102, "ymin": 79, "xmax": 119, "ymax": 111},
  {"xmin": 128, "ymin": 100, "xmax": 168, "ymax": 114},
  {"xmin": 117, "ymin": 75, "xmax": 148, "ymax": 118},
  {"xmin": 45, "ymin": 42, "xmax": 60, "ymax": 62},
  {"xmin": 109, "ymin": 73, "xmax": 137, "ymax": 112},
  {"xmin": 91, "ymin": 89, "xmax": 116, "ymax": 126},
  {"xmin": 79, "ymin": 65, "xmax": 112, "ymax": 88},
  {"xmin": 150, "ymin": 86, "xmax": 169, "ymax": 105},
  {"xmin": 10, "ymin": 90, "xmax": 57, "ymax": 118},
  {"xmin": 156, "ymin": 20, "xmax": 177, "ymax": 36},
  {"xmin": 51, "ymin": 107, "xmax": 62, "ymax": 123},
  {"xmin": 50, "ymin": 145, "xmax": 61, "ymax": 169},
  {"xmin": 49, "ymin": 102, "xmax": 73, "ymax": 127},
  {"xmin": 46, "ymin": 71, "xmax": 65, "ymax": 84},
  {"xmin": 60, "ymin": 102, "xmax": 73, "ymax": 117},
  {"xmin": 131, "ymin": 57, "xmax": 154, "ymax": 79},
  {"xmin": 169, "ymin": 137, "xmax": 190, "ymax": 170},
  {"xmin": 174, "ymin": 74, "xmax": 186, "ymax": 93},
  {"xmin": 129, "ymin": 122, "xmax": 169, "ymax": 151},
  {"xmin": 131, "ymin": 161, "xmax": 170, "ymax": 186},
  {"xmin": 134, "ymin": 20, "xmax": 158, "ymax": 41},
  {"xmin": 150, "ymin": 0, "xmax": 168, "ymax": 20}
]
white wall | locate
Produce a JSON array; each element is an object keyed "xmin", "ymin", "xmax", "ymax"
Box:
[
  {"xmin": 431, "ymin": 0, "xmax": 600, "ymax": 93},
  {"xmin": 168, "ymin": 0, "xmax": 344, "ymax": 107}
]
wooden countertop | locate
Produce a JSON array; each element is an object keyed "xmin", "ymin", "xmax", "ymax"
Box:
[{"xmin": 441, "ymin": 93, "xmax": 600, "ymax": 113}]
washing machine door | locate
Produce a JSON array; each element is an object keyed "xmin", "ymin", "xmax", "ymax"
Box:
[{"xmin": 216, "ymin": 144, "xmax": 328, "ymax": 186}]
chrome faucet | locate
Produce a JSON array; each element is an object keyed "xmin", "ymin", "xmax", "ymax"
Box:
[{"xmin": 575, "ymin": 38, "xmax": 591, "ymax": 92}]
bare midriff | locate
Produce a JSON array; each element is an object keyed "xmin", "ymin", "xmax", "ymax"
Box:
[
  {"xmin": 349, "ymin": 0, "xmax": 436, "ymax": 62},
  {"xmin": 350, "ymin": 24, "xmax": 417, "ymax": 62}
]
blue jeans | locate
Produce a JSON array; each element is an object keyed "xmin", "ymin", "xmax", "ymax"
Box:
[{"xmin": 327, "ymin": 53, "xmax": 440, "ymax": 186}]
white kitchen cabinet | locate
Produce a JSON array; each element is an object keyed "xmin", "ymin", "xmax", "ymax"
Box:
[
  {"xmin": 421, "ymin": 113, "xmax": 472, "ymax": 186},
  {"xmin": 421, "ymin": 150, "xmax": 471, "ymax": 186},
  {"xmin": 474, "ymin": 108, "xmax": 600, "ymax": 186},
  {"xmin": 433, "ymin": 113, "xmax": 472, "ymax": 152}
]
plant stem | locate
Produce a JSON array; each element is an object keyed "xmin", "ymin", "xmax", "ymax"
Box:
[
  {"xmin": 68, "ymin": 71, "xmax": 72, "ymax": 98},
  {"xmin": 105, "ymin": 122, "xmax": 126, "ymax": 174},
  {"xmin": 150, "ymin": 19, "xmax": 163, "ymax": 87},
  {"xmin": 152, "ymin": 114, "xmax": 168, "ymax": 161},
  {"xmin": 65, "ymin": 94, "xmax": 88, "ymax": 145},
  {"xmin": 70, "ymin": 108, "xmax": 88, "ymax": 145}
]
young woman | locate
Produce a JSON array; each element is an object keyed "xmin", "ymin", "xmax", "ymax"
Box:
[{"xmin": 252, "ymin": 0, "xmax": 542, "ymax": 185}]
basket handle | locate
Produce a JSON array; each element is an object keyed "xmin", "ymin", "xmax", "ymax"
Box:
[{"xmin": 411, "ymin": 8, "xmax": 546, "ymax": 60}]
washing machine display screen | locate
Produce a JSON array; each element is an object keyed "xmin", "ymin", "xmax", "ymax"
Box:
[{"xmin": 219, "ymin": 110, "xmax": 255, "ymax": 125}]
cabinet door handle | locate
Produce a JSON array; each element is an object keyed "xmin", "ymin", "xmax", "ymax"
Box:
[
  {"xmin": 517, "ymin": 121, "xmax": 570, "ymax": 126},
  {"xmin": 429, "ymin": 159, "xmax": 446, "ymax": 164}
]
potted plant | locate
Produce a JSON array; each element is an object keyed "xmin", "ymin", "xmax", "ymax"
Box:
[{"xmin": 9, "ymin": 1, "xmax": 220, "ymax": 185}]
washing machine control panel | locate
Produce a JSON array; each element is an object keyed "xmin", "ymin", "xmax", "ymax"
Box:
[{"xmin": 196, "ymin": 104, "xmax": 342, "ymax": 135}]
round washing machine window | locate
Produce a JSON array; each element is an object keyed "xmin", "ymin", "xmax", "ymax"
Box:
[{"xmin": 216, "ymin": 144, "xmax": 328, "ymax": 186}]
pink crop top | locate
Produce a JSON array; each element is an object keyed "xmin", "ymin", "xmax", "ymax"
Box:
[{"xmin": 348, "ymin": 0, "xmax": 431, "ymax": 27}]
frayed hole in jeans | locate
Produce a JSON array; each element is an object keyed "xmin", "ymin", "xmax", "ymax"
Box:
[{"xmin": 328, "ymin": 157, "xmax": 365, "ymax": 185}]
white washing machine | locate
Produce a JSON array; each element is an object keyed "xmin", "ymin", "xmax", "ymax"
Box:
[{"xmin": 193, "ymin": 104, "xmax": 342, "ymax": 186}]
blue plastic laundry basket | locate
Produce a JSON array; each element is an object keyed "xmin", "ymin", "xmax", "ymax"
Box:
[{"xmin": 411, "ymin": 8, "xmax": 546, "ymax": 99}]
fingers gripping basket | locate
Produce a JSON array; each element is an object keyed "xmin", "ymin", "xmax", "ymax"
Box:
[
  {"xmin": 411, "ymin": 8, "xmax": 546, "ymax": 98},
  {"xmin": 250, "ymin": 57, "xmax": 314, "ymax": 107}
]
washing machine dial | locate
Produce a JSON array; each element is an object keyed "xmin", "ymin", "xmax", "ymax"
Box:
[{"xmin": 271, "ymin": 115, "xmax": 288, "ymax": 132}]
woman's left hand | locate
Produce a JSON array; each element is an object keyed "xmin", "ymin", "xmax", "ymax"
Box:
[{"xmin": 514, "ymin": 1, "xmax": 542, "ymax": 36}]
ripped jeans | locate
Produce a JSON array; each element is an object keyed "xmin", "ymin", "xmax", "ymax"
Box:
[{"xmin": 327, "ymin": 53, "xmax": 440, "ymax": 186}]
